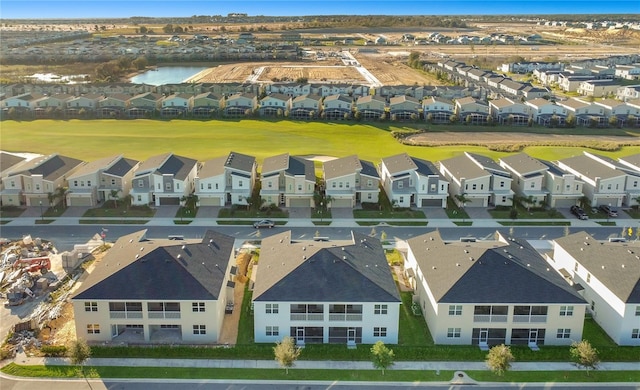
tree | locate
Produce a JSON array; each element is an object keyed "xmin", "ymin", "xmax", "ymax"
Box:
[
  {"xmin": 578, "ymin": 195, "xmax": 591, "ymax": 209},
  {"xmin": 608, "ymin": 115, "xmax": 619, "ymax": 128},
  {"xmin": 485, "ymin": 344, "xmax": 514, "ymax": 376},
  {"xmin": 570, "ymin": 340, "xmax": 599, "ymax": 375},
  {"xmin": 110, "ymin": 189, "xmax": 119, "ymax": 208},
  {"xmin": 69, "ymin": 338, "xmax": 91, "ymax": 375},
  {"xmin": 139, "ymin": 26, "xmax": 148, "ymax": 34},
  {"xmin": 54, "ymin": 186, "xmax": 69, "ymax": 209},
  {"xmin": 454, "ymin": 193, "xmax": 470, "ymax": 222},
  {"xmin": 273, "ymin": 336, "xmax": 301, "ymax": 374},
  {"xmin": 370, "ymin": 340, "xmax": 394, "ymax": 375}
]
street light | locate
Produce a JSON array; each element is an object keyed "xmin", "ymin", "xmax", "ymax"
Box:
[
  {"xmin": 320, "ymin": 202, "xmax": 323, "ymax": 222},
  {"xmin": 38, "ymin": 200, "xmax": 43, "ymax": 221}
]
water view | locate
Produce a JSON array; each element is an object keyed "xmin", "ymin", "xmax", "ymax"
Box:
[{"xmin": 130, "ymin": 66, "xmax": 209, "ymax": 85}]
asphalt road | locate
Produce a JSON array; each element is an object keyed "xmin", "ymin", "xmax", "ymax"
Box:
[
  {"xmin": 0, "ymin": 225, "xmax": 629, "ymax": 252},
  {"xmin": 2, "ymin": 377, "xmax": 638, "ymax": 390}
]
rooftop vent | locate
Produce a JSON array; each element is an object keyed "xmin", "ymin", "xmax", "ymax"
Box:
[
  {"xmin": 181, "ymin": 245, "xmax": 186, "ymax": 250},
  {"xmin": 460, "ymin": 237, "xmax": 476, "ymax": 243},
  {"xmin": 601, "ymin": 265, "xmax": 605, "ymax": 269},
  {"xmin": 177, "ymin": 254, "xmax": 181, "ymax": 259},
  {"xmin": 432, "ymin": 266, "xmax": 437, "ymax": 270},
  {"xmin": 343, "ymin": 255, "xmax": 347, "ymax": 260},
  {"xmin": 456, "ymin": 263, "xmax": 460, "ymax": 267},
  {"xmin": 135, "ymin": 254, "xmax": 139, "ymax": 259}
]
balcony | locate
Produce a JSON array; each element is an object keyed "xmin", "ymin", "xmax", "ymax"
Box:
[
  {"xmin": 513, "ymin": 315, "xmax": 547, "ymax": 323},
  {"xmin": 473, "ymin": 314, "xmax": 508, "ymax": 323},
  {"xmin": 328, "ymin": 313, "xmax": 363, "ymax": 321},
  {"xmin": 109, "ymin": 311, "xmax": 142, "ymax": 319},
  {"xmin": 148, "ymin": 312, "xmax": 181, "ymax": 319},
  {"xmin": 290, "ymin": 313, "xmax": 324, "ymax": 321}
]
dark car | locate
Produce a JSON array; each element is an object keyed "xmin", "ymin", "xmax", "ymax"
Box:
[
  {"xmin": 598, "ymin": 204, "xmax": 618, "ymax": 217},
  {"xmin": 253, "ymin": 219, "xmax": 275, "ymax": 228},
  {"xmin": 570, "ymin": 205, "xmax": 589, "ymax": 220}
]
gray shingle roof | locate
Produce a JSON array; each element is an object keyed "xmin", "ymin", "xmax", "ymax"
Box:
[
  {"xmin": 253, "ymin": 231, "xmax": 400, "ymax": 303},
  {"xmin": 553, "ymin": 232, "xmax": 640, "ymax": 304},
  {"xmin": 408, "ymin": 231, "xmax": 586, "ymax": 304},
  {"xmin": 287, "ymin": 156, "xmax": 315, "ymax": 182},
  {"xmin": 558, "ymin": 154, "xmax": 624, "ymax": 180},
  {"xmin": 382, "ymin": 153, "xmax": 418, "ymax": 175},
  {"xmin": 439, "ymin": 153, "xmax": 488, "ymax": 180},
  {"xmin": 324, "ymin": 155, "xmax": 362, "ymax": 180},
  {"xmin": 9, "ymin": 154, "xmax": 83, "ymax": 181},
  {"xmin": 104, "ymin": 157, "xmax": 139, "ymax": 177},
  {"xmin": 0, "ymin": 152, "xmax": 26, "ymax": 175},
  {"xmin": 68, "ymin": 155, "xmax": 123, "ymax": 179},
  {"xmin": 72, "ymin": 230, "xmax": 235, "ymax": 301},
  {"xmin": 225, "ymin": 151, "xmax": 255, "ymax": 173},
  {"xmin": 500, "ymin": 153, "xmax": 548, "ymax": 176}
]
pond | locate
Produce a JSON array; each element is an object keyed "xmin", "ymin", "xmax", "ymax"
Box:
[{"xmin": 130, "ymin": 66, "xmax": 209, "ymax": 85}]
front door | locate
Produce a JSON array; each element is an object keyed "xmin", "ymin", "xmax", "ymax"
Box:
[
  {"xmin": 479, "ymin": 329, "xmax": 489, "ymax": 344},
  {"xmin": 296, "ymin": 327, "xmax": 305, "ymax": 344},
  {"xmin": 111, "ymin": 325, "xmax": 118, "ymax": 338},
  {"xmin": 528, "ymin": 329, "xmax": 538, "ymax": 344},
  {"xmin": 347, "ymin": 328, "xmax": 356, "ymax": 343}
]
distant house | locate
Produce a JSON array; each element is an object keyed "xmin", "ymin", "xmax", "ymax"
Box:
[
  {"xmin": 557, "ymin": 98, "xmax": 606, "ymax": 127},
  {"xmin": 499, "ymin": 153, "xmax": 549, "ymax": 208},
  {"xmin": 196, "ymin": 151, "xmax": 257, "ymax": 206},
  {"xmin": 322, "ymin": 94, "xmax": 353, "ymax": 120},
  {"xmin": 355, "ymin": 95, "xmax": 386, "ymax": 121},
  {"xmin": 525, "ymin": 98, "xmax": 568, "ymax": 127},
  {"xmin": 67, "ymin": 155, "xmax": 139, "ymax": 207},
  {"xmin": 253, "ymin": 231, "xmax": 401, "ymax": 345},
  {"xmin": 127, "ymin": 92, "xmax": 162, "ymax": 118},
  {"xmin": 380, "ymin": 153, "xmax": 448, "ymax": 208},
  {"xmin": 130, "ymin": 153, "xmax": 198, "ymax": 206},
  {"xmin": 260, "ymin": 153, "xmax": 316, "ymax": 208},
  {"xmin": 550, "ymin": 232, "xmax": 640, "ymax": 346},
  {"xmin": 160, "ymin": 93, "xmax": 191, "ymax": 118},
  {"xmin": 97, "ymin": 93, "xmax": 129, "ymax": 118},
  {"xmin": 439, "ymin": 152, "xmax": 513, "ymax": 207},
  {"xmin": 388, "ymin": 95, "xmax": 421, "ymax": 121},
  {"xmin": 489, "ymin": 98, "xmax": 531, "ymax": 126},
  {"xmin": 423, "ymin": 97, "xmax": 455, "ymax": 124},
  {"xmin": 224, "ymin": 93, "xmax": 257, "ymax": 117},
  {"xmin": 71, "ymin": 229, "xmax": 236, "ymax": 345},
  {"xmin": 0, "ymin": 152, "xmax": 30, "ymax": 205},
  {"xmin": 259, "ymin": 93, "xmax": 290, "ymax": 117},
  {"xmin": 406, "ymin": 231, "xmax": 587, "ymax": 347},
  {"xmin": 323, "ymin": 155, "xmax": 379, "ymax": 208},
  {"xmin": 189, "ymin": 92, "xmax": 225, "ymax": 118},
  {"xmin": 455, "ymin": 97, "xmax": 489, "ymax": 124},
  {"xmin": 289, "ymin": 94, "xmax": 322, "ymax": 120}
]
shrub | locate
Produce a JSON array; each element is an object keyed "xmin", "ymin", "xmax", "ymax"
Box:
[{"xmin": 41, "ymin": 345, "xmax": 68, "ymax": 357}]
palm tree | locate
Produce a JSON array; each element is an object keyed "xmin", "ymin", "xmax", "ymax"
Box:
[
  {"xmin": 47, "ymin": 192, "xmax": 56, "ymax": 207},
  {"xmin": 454, "ymin": 193, "xmax": 470, "ymax": 222},
  {"xmin": 54, "ymin": 186, "xmax": 69, "ymax": 209},
  {"xmin": 110, "ymin": 189, "xmax": 120, "ymax": 208},
  {"xmin": 121, "ymin": 194, "xmax": 133, "ymax": 210},
  {"xmin": 578, "ymin": 195, "xmax": 591, "ymax": 209}
]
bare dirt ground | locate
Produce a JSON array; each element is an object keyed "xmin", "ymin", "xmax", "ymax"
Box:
[
  {"xmin": 404, "ymin": 132, "xmax": 640, "ymax": 148},
  {"xmin": 354, "ymin": 53, "xmax": 439, "ymax": 85}
]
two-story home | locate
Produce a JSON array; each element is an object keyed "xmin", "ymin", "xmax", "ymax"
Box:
[
  {"xmin": 525, "ymin": 98, "xmax": 568, "ymax": 127},
  {"xmin": 405, "ymin": 231, "xmax": 587, "ymax": 348},
  {"xmin": 557, "ymin": 98, "xmax": 606, "ymax": 127},
  {"xmin": 253, "ymin": 231, "xmax": 401, "ymax": 346},
  {"xmin": 259, "ymin": 93, "xmax": 291, "ymax": 117},
  {"xmin": 455, "ymin": 97, "xmax": 489, "ymax": 124},
  {"xmin": 439, "ymin": 152, "xmax": 513, "ymax": 208},
  {"xmin": 189, "ymin": 92, "xmax": 225, "ymax": 118},
  {"xmin": 65, "ymin": 94, "xmax": 102, "ymax": 117},
  {"xmin": 260, "ymin": 153, "xmax": 315, "ymax": 208},
  {"xmin": 0, "ymin": 152, "xmax": 29, "ymax": 206},
  {"xmin": 550, "ymin": 232, "xmax": 640, "ymax": 346},
  {"xmin": 127, "ymin": 92, "xmax": 162, "ymax": 118},
  {"xmin": 71, "ymin": 229, "xmax": 236, "ymax": 344},
  {"xmin": 97, "ymin": 93, "xmax": 129, "ymax": 118},
  {"xmin": 388, "ymin": 95, "xmax": 421, "ymax": 121},
  {"xmin": 130, "ymin": 153, "xmax": 198, "ymax": 206},
  {"xmin": 489, "ymin": 98, "xmax": 532, "ymax": 126},
  {"xmin": 196, "ymin": 151, "xmax": 257, "ymax": 206},
  {"xmin": 422, "ymin": 97, "xmax": 455, "ymax": 124},
  {"xmin": 557, "ymin": 152, "xmax": 627, "ymax": 207},
  {"xmin": 593, "ymin": 99, "xmax": 640, "ymax": 127},
  {"xmin": 322, "ymin": 95, "xmax": 353, "ymax": 120},
  {"xmin": 160, "ymin": 93, "xmax": 192, "ymax": 118},
  {"xmin": 355, "ymin": 95, "xmax": 386, "ymax": 121},
  {"xmin": 538, "ymin": 160, "xmax": 585, "ymax": 208},
  {"xmin": 224, "ymin": 93, "xmax": 258, "ymax": 117},
  {"xmin": 67, "ymin": 155, "xmax": 139, "ymax": 207},
  {"xmin": 379, "ymin": 153, "xmax": 448, "ymax": 208},
  {"xmin": 499, "ymin": 153, "xmax": 549, "ymax": 208},
  {"xmin": 0, "ymin": 154, "xmax": 84, "ymax": 207},
  {"xmin": 322, "ymin": 155, "xmax": 379, "ymax": 208},
  {"xmin": 289, "ymin": 94, "xmax": 322, "ymax": 120}
]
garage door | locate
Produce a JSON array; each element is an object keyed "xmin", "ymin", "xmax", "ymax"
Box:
[
  {"xmin": 421, "ymin": 199, "xmax": 442, "ymax": 207},
  {"xmin": 289, "ymin": 198, "xmax": 309, "ymax": 207},
  {"xmin": 596, "ymin": 197, "xmax": 618, "ymax": 207},
  {"xmin": 69, "ymin": 197, "xmax": 92, "ymax": 206},
  {"xmin": 199, "ymin": 197, "xmax": 221, "ymax": 206},
  {"xmin": 159, "ymin": 197, "xmax": 180, "ymax": 205},
  {"xmin": 463, "ymin": 197, "xmax": 484, "ymax": 207},
  {"xmin": 331, "ymin": 198, "xmax": 352, "ymax": 208},
  {"xmin": 553, "ymin": 198, "xmax": 576, "ymax": 208}
]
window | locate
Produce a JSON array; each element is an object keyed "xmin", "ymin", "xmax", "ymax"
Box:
[
  {"xmin": 632, "ymin": 329, "xmax": 639, "ymax": 339},
  {"xmin": 500, "ymin": 181, "xmax": 505, "ymax": 188},
  {"xmin": 297, "ymin": 184, "xmax": 302, "ymax": 191},
  {"xmin": 339, "ymin": 182, "xmax": 343, "ymax": 188},
  {"xmin": 374, "ymin": 327, "xmax": 387, "ymax": 337},
  {"xmin": 590, "ymin": 301, "xmax": 595, "ymax": 312},
  {"xmin": 559, "ymin": 306, "xmax": 574, "ymax": 316},
  {"xmin": 193, "ymin": 325, "xmax": 206, "ymax": 335},
  {"xmin": 138, "ymin": 180, "xmax": 143, "ymax": 188},
  {"xmin": 472, "ymin": 184, "xmax": 477, "ymax": 190},
  {"xmin": 192, "ymin": 302, "xmax": 205, "ymax": 312},
  {"xmin": 345, "ymin": 182, "xmax": 349, "ymax": 188},
  {"xmin": 447, "ymin": 328, "xmax": 461, "ymax": 338},
  {"xmin": 367, "ymin": 193, "xmax": 372, "ymax": 200},
  {"xmin": 449, "ymin": 305, "xmax": 462, "ymax": 316},
  {"xmin": 87, "ymin": 324, "xmax": 100, "ymax": 334},
  {"xmin": 374, "ymin": 304, "xmax": 388, "ymax": 315},
  {"xmin": 430, "ymin": 184, "xmax": 436, "ymax": 192},
  {"xmin": 215, "ymin": 183, "xmax": 219, "ymax": 189},
  {"xmin": 556, "ymin": 328, "xmax": 571, "ymax": 339},
  {"xmin": 74, "ymin": 180, "xmax": 78, "ymax": 186},
  {"xmin": 239, "ymin": 181, "xmax": 243, "ymax": 187},
  {"xmin": 207, "ymin": 183, "xmax": 212, "ymax": 190},
  {"xmin": 398, "ymin": 182, "xmax": 403, "ymax": 189},
  {"xmin": 635, "ymin": 306, "xmax": 640, "ymax": 316},
  {"xmin": 111, "ymin": 179, "xmax": 116, "ymax": 186},
  {"xmin": 165, "ymin": 182, "xmax": 172, "ymax": 190},
  {"xmin": 367, "ymin": 180, "xmax": 372, "ymax": 187},
  {"xmin": 137, "ymin": 195, "xmax": 142, "ymax": 202},
  {"xmin": 266, "ymin": 326, "xmax": 279, "ymax": 336},
  {"xmin": 84, "ymin": 302, "xmax": 98, "ymax": 312},
  {"xmin": 530, "ymin": 182, "xmax": 535, "ymax": 188},
  {"xmin": 266, "ymin": 303, "xmax": 279, "ymax": 314},
  {"xmin": 332, "ymin": 182, "xmax": 336, "ymax": 188},
  {"xmin": 87, "ymin": 181, "xmax": 91, "ymax": 187}
]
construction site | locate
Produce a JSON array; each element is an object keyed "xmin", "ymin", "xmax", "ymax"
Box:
[{"xmin": 0, "ymin": 234, "xmax": 104, "ymax": 359}]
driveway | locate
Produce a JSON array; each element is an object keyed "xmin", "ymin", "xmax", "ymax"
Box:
[
  {"xmin": 330, "ymin": 207, "xmax": 353, "ymax": 219},
  {"xmin": 153, "ymin": 205, "xmax": 180, "ymax": 218},
  {"xmin": 196, "ymin": 206, "xmax": 221, "ymax": 219},
  {"xmin": 287, "ymin": 207, "xmax": 310, "ymax": 219},
  {"xmin": 465, "ymin": 207, "xmax": 493, "ymax": 219},
  {"xmin": 423, "ymin": 207, "xmax": 447, "ymax": 219},
  {"xmin": 61, "ymin": 206, "xmax": 91, "ymax": 217}
]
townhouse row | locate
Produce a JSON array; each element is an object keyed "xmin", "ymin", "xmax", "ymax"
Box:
[
  {"xmin": 3, "ymin": 88, "xmax": 640, "ymax": 127},
  {"xmin": 4, "ymin": 149, "xmax": 640, "ymax": 211},
  {"xmin": 70, "ymin": 227, "xmax": 640, "ymax": 348}
]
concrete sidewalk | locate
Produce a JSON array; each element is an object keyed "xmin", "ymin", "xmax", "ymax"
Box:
[{"xmin": 9, "ymin": 351, "xmax": 640, "ymax": 371}]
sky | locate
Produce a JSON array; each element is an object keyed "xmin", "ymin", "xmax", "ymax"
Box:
[{"xmin": 0, "ymin": 0, "xmax": 638, "ymax": 19}]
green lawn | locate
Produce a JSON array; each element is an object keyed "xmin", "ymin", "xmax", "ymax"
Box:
[
  {"xmin": 0, "ymin": 206, "xmax": 25, "ymax": 218},
  {"xmin": 4, "ymin": 364, "xmax": 639, "ymax": 382},
  {"xmin": 489, "ymin": 205, "xmax": 565, "ymax": 220},
  {"xmin": 2, "ymin": 119, "xmax": 639, "ymax": 165},
  {"xmin": 353, "ymin": 209, "xmax": 426, "ymax": 219},
  {"xmin": 82, "ymin": 204, "xmax": 155, "ymax": 218},
  {"xmin": 218, "ymin": 207, "xmax": 289, "ymax": 219}
]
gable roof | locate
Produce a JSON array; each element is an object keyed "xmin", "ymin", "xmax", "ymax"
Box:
[
  {"xmin": 500, "ymin": 153, "xmax": 548, "ymax": 176},
  {"xmin": 7, "ymin": 154, "xmax": 83, "ymax": 181},
  {"xmin": 72, "ymin": 230, "xmax": 235, "ymax": 301},
  {"xmin": 439, "ymin": 153, "xmax": 488, "ymax": 180},
  {"xmin": 224, "ymin": 151, "xmax": 255, "ymax": 173},
  {"xmin": 0, "ymin": 152, "xmax": 26, "ymax": 175},
  {"xmin": 324, "ymin": 155, "xmax": 362, "ymax": 180},
  {"xmin": 382, "ymin": 153, "xmax": 418, "ymax": 175},
  {"xmin": 553, "ymin": 232, "xmax": 640, "ymax": 304},
  {"xmin": 68, "ymin": 155, "xmax": 123, "ymax": 179},
  {"xmin": 135, "ymin": 153, "xmax": 197, "ymax": 180},
  {"xmin": 104, "ymin": 157, "xmax": 139, "ymax": 177},
  {"xmin": 558, "ymin": 154, "xmax": 624, "ymax": 180},
  {"xmin": 408, "ymin": 231, "xmax": 586, "ymax": 304},
  {"xmin": 253, "ymin": 231, "xmax": 400, "ymax": 303}
]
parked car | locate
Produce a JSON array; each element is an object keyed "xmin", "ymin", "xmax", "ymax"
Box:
[
  {"xmin": 598, "ymin": 204, "xmax": 618, "ymax": 217},
  {"xmin": 253, "ymin": 219, "xmax": 275, "ymax": 228},
  {"xmin": 570, "ymin": 205, "xmax": 589, "ymax": 220}
]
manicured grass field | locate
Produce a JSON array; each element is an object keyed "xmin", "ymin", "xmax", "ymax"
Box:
[{"xmin": 2, "ymin": 119, "xmax": 640, "ymax": 164}]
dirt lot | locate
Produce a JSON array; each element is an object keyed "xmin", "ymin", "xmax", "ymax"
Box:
[
  {"xmin": 404, "ymin": 131, "xmax": 640, "ymax": 148},
  {"xmin": 354, "ymin": 52, "xmax": 439, "ymax": 85}
]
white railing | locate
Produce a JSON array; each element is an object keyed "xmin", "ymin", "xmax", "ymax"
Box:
[
  {"xmin": 110, "ymin": 311, "xmax": 126, "ymax": 319},
  {"xmin": 473, "ymin": 314, "xmax": 507, "ymax": 323},
  {"xmin": 513, "ymin": 315, "xmax": 547, "ymax": 323},
  {"xmin": 290, "ymin": 313, "xmax": 324, "ymax": 321}
]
